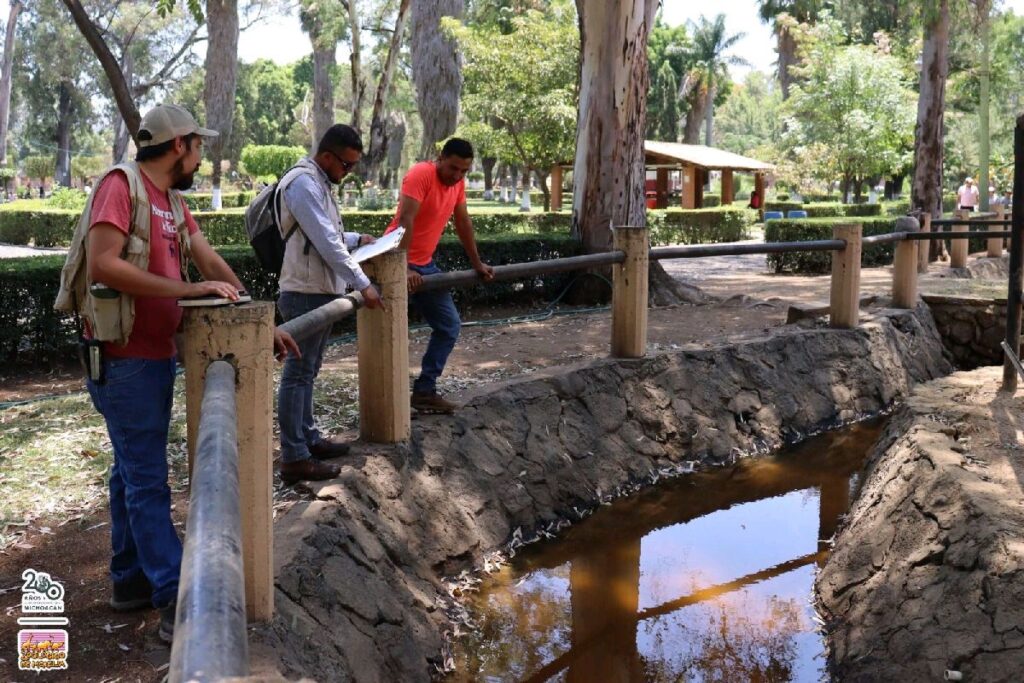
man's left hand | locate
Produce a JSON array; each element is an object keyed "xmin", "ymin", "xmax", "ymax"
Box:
[
  {"xmin": 474, "ymin": 261, "xmax": 495, "ymax": 282},
  {"xmin": 273, "ymin": 328, "xmax": 301, "ymax": 361},
  {"xmin": 359, "ymin": 234, "xmax": 377, "ymax": 246}
]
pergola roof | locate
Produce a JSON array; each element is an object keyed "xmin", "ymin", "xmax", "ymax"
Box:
[{"xmin": 644, "ymin": 140, "xmax": 774, "ymax": 173}]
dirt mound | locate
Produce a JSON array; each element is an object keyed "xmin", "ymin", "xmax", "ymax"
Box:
[{"xmin": 817, "ymin": 366, "xmax": 1024, "ymax": 681}]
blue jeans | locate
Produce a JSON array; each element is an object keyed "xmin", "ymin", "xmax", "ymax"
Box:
[
  {"xmin": 278, "ymin": 291, "xmax": 338, "ymax": 463},
  {"xmin": 410, "ymin": 261, "xmax": 461, "ymax": 395},
  {"xmin": 86, "ymin": 356, "xmax": 180, "ymax": 608}
]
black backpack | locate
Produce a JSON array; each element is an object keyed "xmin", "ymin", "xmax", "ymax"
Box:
[{"xmin": 244, "ymin": 166, "xmax": 309, "ymax": 275}]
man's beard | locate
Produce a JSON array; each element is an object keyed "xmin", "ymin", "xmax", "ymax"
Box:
[{"xmin": 171, "ymin": 156, "xmax": 197, "ymax": 191}]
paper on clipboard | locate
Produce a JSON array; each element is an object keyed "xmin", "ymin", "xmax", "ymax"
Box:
[{"xmin": 351, "ymin": 227, "xmax": 405, "ymax": 263}]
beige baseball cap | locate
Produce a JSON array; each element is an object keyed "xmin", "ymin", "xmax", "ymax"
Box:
[{"xmin": 137, "ymin": 104, "xmax": 218, "ymax": 148}]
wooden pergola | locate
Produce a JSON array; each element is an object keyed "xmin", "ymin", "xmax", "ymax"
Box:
[
  {"xmin": 643, "ymin": 141, "xmax": 774, "ymax": 209},
  {"xmin": 547, "ymin": 142, "xmax": 774, "ymax": 212}
]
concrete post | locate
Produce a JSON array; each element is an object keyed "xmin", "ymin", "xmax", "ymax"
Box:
[
  {"xmin": 357, "ymin": 250, "xmax": 411, "ymax": 442},
  {"xmin": 951, "ymin": 209, "xmax": 969, "ymax": 268},
  {"xmin": 721, "ymin": 169, "xmax": 734, "ymax": 205},
  {"xmin": 681, "ymin": 165, "xmax": 697, "ymax": 209},
  {"xmin": 830, "ymin": 224, "xmax": 862, "ymax": 329},
  {"xmin": 892, "ymin": 216, "xmax": 919, "ymax": 309},
  {"xmin": 611, "ymin": 226, "xmax": 649, "ymax": 358},
  {"xmin": 181, "ymin": 302, "xmax": 274, "ymax": 622},
  {"xmin": 655, "ymin": 168, "xmax": 669, "ymax": 209}
]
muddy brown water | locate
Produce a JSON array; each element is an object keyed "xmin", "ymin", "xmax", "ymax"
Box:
[{"xmin": 450, "ymin": 419, "xmax": 887, "ymax": 682}]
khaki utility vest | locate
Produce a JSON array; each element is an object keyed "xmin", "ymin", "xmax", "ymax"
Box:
[{"xmin": 54, "ymin": 162, "xmax": 192, "ymax": 346}]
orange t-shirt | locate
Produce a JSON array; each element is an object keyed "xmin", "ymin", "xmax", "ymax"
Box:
[{"xmin": 386, "ymin": 161, "xmax": 466, "ymax": 266}]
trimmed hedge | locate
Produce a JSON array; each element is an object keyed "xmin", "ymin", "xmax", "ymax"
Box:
[
  {"xmin": 765, "ymin": 217, "xmax": 899, "ymax": 274},
  {"xmin": 764, "ymin": 201, "xmax": 803, "ymax": 214},
  {"xmin": 0, "ymin": 209, "xmax": 77, "ymax": 247},
  {"xmin": 183, "ymin": 192, "xmax": 255, "ymax": 211},
  {"xmin": 802, "ymin": 202, "xmax": 883, "ymax": 218},
  {"xmin": 652, "ymin": 207, "xmax": 754, "ymax": 245},
  {"xmin": 0, "ymin": 235, "xmax": 582, "ymax": 364}
]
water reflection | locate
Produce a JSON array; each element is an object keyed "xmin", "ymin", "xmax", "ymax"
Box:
[{"xmin": 452, "ymin": 419, "xmax": 884, "ymax": 683}]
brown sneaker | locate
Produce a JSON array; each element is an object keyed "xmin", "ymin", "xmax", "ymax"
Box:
[
  {"xmin": 308, "ymin": 437, "xmax": 351, "ymax": 460},
  {"xmin": 280, "ymin": 458, "xmax": 341, "ymax": 485},
  {"xmin": 411, "ymin": 391, "xmax": 458, "ymax": 414}
]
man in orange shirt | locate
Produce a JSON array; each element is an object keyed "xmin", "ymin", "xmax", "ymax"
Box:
[{"xmin": 385, "ymin": 138, "xmax": 494, "ymax": 413}]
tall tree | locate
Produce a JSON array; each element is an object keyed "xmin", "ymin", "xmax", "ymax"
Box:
[
  {"xmin": 0, "ymin": 1, "xmax": 24, "ymax": 169},
  {"xmin": 365, "ymin": 0, "xmax": 410, "ymax": 185},
  {"xmin": 912, "ymin": 0, "xmax": 950, "ymax": 221},
  {"xmin": 680, "ymin": 14, "xmax": 747, "ymax": 147},
  {"xmin": 410, "ymin": 0, "xmax": 463, "ymax": 159},
  {"xmin": 756, "ymin": 0, "xmax": 824, "ymax": 99},
  {"xmin": 204, "ymin": 0, "xmax": 239, "ymax": 208},
  {"xmin": 346, "ymin": 0, "xmax": 365, "ymax": 131},
  {"xmin": 300, "ymin": 0, "xmax": 346, "ymax": 149},
  {"xmin": 648, "ymin": 61, "xmax": 680, "ymax": 141},
  {"xmin": 573, "ymin": 0, "xmax": 658, "ymax": 253}
]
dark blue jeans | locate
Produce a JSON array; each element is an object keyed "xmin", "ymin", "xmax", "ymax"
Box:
[
  {"xmin": 277, "ymin": 291, "xmax": 339, "ymax": 463},
  {"xmin": 87, "ymin": 356, "xmax": 180, "ymax": 608},
  {"xmin": 410, "ymin": 261, "xmax": 461, "ymax": 395}
]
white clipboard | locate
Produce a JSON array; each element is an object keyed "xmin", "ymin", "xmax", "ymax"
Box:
[{"xmin": 351, "ymin": 227, "xmax": 404, "ymax": 263}]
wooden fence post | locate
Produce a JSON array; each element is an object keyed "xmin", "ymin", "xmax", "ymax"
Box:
[
  {"xmin": 918, "ymin": 213, "xmax": 931, "ymax": 273},
  {"xmin": 991, "ymin": 204, "xmax": 1006, "ymax": 257},
  {"xmin": 182, "ymin": 302, "xmax": 274, "ymax": 622},
  {"xmin": 611, "ymin": 226, "xmax": 649, "ymax": 358},
  {"xmin": 892, "ymin": 217, "xmax": 919, "ymax": 309},
  {"xmin": 830, "ymin": 223, "xmax": 862, "ymax": 329},
  {"xmin": 951, "ymin": 209, "xmax": 969, "ymax": 268},
  {"xmin": 357, "ymin": 249, "xmax": 411, "ymax": 442}
]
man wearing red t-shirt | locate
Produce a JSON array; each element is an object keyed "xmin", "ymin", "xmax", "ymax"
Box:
[
  {"xmin": 385, "ymin": 138, "xmax": 494, "ymax": 413},
  {"xmin": 82, "ymin": 104, "xmax": 298, "ymax": 644}
]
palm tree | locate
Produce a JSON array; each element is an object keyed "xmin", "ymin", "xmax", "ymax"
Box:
[
  {"xmin": 679, "ymin": 15, "xmax": 748, "ymax": 147},
  {"xmin": 756, "ymin": 0, "xmax": 825, "ymax": 99}
]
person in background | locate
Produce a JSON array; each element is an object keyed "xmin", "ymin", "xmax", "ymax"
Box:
[{"xmin": 957, "ymin": 177, "xmax": 979, "ymax": 212}]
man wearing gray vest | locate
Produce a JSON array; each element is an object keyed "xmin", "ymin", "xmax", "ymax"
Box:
[
  {"xmin": 276, "ymin": 124, "xmax": 383, "ymax": 485},
  {"xmin": 57, "ymin": 104, "xmax": 299, "ymax": 644}
]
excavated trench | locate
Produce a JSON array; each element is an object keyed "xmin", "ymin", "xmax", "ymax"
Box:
[{"xmin": 247, "ymin": 305, "xmax": 952, "ymax": 682}]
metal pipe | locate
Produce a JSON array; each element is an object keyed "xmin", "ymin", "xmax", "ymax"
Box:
[
  {"xmin": 278, "ymin": 293, "xmax": 363, "ymax": 343},
  {"xmin": 169, "ymin": 360, "xmax": 249, "ymax": 683},
  {"xmin": 862, "ymin": 233, "xmax": 907, "ymax": 245},
  {"xmin": 416, "ymin": 251, "xmax": 626, "ymax": 293},
  {"xmin": 651, "ymin": 239, "xmax": 846, "ymax": 260},
  {"xmin": 904, "ymin": 230, "xmax": 1010, "ymax": 240},
  {"xmin": 930, "ymin": 219, "xmax": 1010, "ymax": 226},
  {"xmin": 1004, "ymin": 114, "xmax": 1024, "ymax": 390}
]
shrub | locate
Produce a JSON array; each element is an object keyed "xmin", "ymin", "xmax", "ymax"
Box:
[
  {"xmin": 881, "ymin": 199, "xmax": 911, "ymax": 216},
  {"xmin": 802, "ymin": 202, "xmax": 883, "ymax": 218},
  {"xmin": 764, "ymin": 217, "xmax": 899, "ymax": 273},
  {"xmin": 649, "ymin": 207, "xmax": 755, "ymax": 245},
  {"xmin": 702, "ymin": 193, "xmax": 721, "ymax": 208},
  {"xmin": 45, "ymin": 187, "xmax": 88, "ymax": 211},
  {"xmin": 240, "ymin": 145, "xmax": 306, "ymax": 179},
  {"xmin": 0, "ymin": 209, "xmax": 77, "ymax": 246}
]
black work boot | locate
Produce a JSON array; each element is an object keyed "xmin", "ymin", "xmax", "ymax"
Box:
[{"xmin": 110, "ymin": 573, "xmax": 152, "ymax": 612}]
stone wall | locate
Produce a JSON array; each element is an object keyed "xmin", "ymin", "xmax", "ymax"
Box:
[
  {"xmin": 923, "ymin": 294, "xmax": 1009, "ymax": 369},
  {"xmin": 248, "ymin": 307, "xmax": 952, "ymax": 683}
]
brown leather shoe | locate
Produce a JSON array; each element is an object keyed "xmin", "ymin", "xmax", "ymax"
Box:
[
  {"xmin": 411, "ymin": 391, "xmax": 458, "ymax": 414},
  {"xmin": 308, "ymin": 437, "xmax": 351, "ymax": 460},
  {"xmin": 279, "ymin": 458, "xmax": 340, "ymax": 485}
]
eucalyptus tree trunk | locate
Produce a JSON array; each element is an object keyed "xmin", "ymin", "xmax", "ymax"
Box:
[
  {"xmin": 704, "ymin": 82, "xmax": 714, "ymax": 146},
  {"xmin": 912, "ymin": 0, "xmax": 950, "ymax": 226},
  {"xmin": 410, "ymin": 0, "xmax": 463, "ymax": 159},
  {"xmin": 381, "ymin": 110, "xmax": 406, "ymax": 187},
  {"xmin": 482, "ymin": 156, "xmax": 496, "ymax": 199},
  {"xmin": 347, "ymin": 0, "xmax": 364, "ymax": 131},
  {"xmin": 112, "ymin": 49, "xmax": 133, "ymax": 162},
  {"xmin": 365, "ymin": 0, "xmax": 410, "ymax": 184},
  {"xmin": 573, "ymin": 0, "xmax": 704, "ymax": 304},
  {"xmin": 312, "ymin": 43, "xmax": 334, "ymax": 150},
  {"xmin": 55, "ymin": 82, "xmax": 74, "ymax": 187},
  {"xmin": 204, "ymin": 0, "xmax": 239, "ymax": 208},
  {"xmin": 0, "ymin": 0, "xmax": 23, "ymax": 168}
]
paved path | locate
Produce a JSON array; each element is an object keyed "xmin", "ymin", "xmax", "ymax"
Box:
[{"xmin": 0, "ymin": 242, "xmax": 66, "ymax": 258}]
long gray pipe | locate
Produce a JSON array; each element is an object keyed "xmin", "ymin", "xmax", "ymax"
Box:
[
  {"xmin": 278, "ymin": 293, "xmax": 363, "ymax": 343},
  {"xmin": 169, "ymin": 360, "xmax": 249, "ymax": 683}
]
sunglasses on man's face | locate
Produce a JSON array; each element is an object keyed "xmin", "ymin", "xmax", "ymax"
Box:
[{"xmin": 328, "ymin": 150, "xmax": 356, "ymax": 172}]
